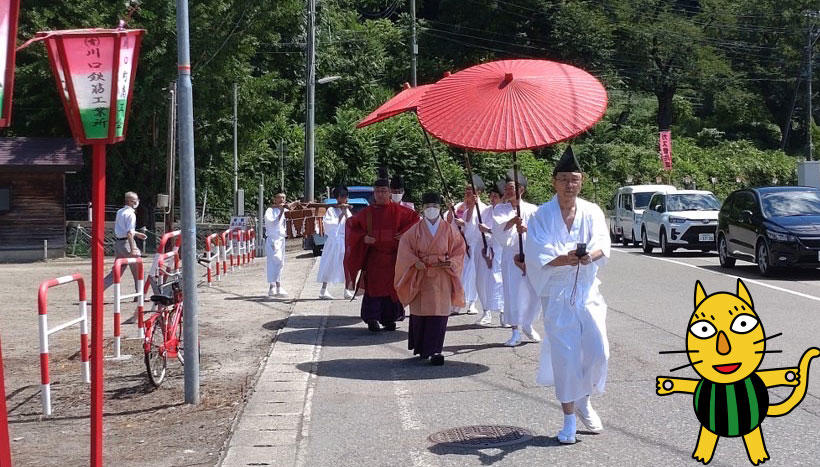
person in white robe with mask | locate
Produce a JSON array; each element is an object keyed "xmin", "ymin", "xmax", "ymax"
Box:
[
  {"xmin": 492, "ymin": 172, "xmax": 541, "ymax": 346},
  {"xmin": 449, "ymin": 175, "xmax": 487, "ymax": 315},
  {"xmin": 524, "ymin": 146, "xmax": 610, "ymax": 445},
  {"xmin": 265, "ymin": 193, "xmax": 296, "ymax": 297},
  {"xmin": 317, "ymin": 186, "xmax": 354, "ymax": 299},
  {"xmin": 476, "ymin": 183, "xmax": 505, "ymax": 326}
]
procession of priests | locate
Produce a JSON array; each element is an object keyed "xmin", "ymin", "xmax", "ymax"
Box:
[{"xmin": 273, "ymin": 147, "xmax": 609, "ymax": 444}]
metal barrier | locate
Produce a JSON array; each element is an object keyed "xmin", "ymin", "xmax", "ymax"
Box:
[
  {"xmin": 37, "ymin": 274, "xmax": 90, "ymax": 416},
  {"xmin": 247, "ymin": 228, "xmax": 257, "ymax": 262},
  {"xmin": 221, "ymin": 229, "xmax": 234, "ymax": 273},
  {"xmin": 204, "ymin": 233, "xmax": 222, "ymax": 286},
  {"xmin": 108, "ymin": 257, "xmax": 144, "ymax": 357},
  {"xmin": 232, "ymin": 228, "xmax": 247, "ymax": 267},
  {"xmin": 145, "ymin": 230, "xmax": 181, "ymax": 296}
]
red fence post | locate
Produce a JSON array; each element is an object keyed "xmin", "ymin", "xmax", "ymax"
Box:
[{"xmin": 0, "ymin": 336, "xmax": 12, "ymax": 467}]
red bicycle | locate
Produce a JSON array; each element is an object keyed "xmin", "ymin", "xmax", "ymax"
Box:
[{"xmin": 143, "ymin": 280, "xmax": 185, "ymax": 386}]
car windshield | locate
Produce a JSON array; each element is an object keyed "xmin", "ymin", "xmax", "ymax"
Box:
[
  {"xmin": 634, "ymin": 192, "xmax": 655, "ymax": 209},
  {"xmin": 666, "ymin": 194, "xmax": 721, "ymax": 211},
  {"xmin": 761, "ymin": 191, "xmax": 820, "ymax": 217}
]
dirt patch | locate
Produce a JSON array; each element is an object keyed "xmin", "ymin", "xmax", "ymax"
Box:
[{"xmin": 1, "ymin": 242, "xmax": 313, "ymax": 466}]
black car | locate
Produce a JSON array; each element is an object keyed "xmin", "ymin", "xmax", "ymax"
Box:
[{"xmin": 717, "ymin": 186, "xmax": 820, "ymax": 275}]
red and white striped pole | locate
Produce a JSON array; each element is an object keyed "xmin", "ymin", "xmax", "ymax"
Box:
[
  {"xmin": 109, "ymin": 257, "xmax": 143, "ymax": 358},
  {"xmin": 37, "ymin": 273, "xmax": 89, "ymax": 415},
  {"xmin": 0, "ymin": 336, "xmax": 12, "ymax": 467}
]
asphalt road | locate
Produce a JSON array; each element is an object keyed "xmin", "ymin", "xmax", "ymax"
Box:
[{"xmin": 231, "ymin": 245, "xmax": 820, "ymax": 467}]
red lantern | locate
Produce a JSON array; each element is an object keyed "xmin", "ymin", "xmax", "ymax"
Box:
[
  {"xmin": 0, "ymin": 0, "xmax": 20, "ymax": 127},
  {"xmin": 23, "ymin": 28, "xmax": 145, "ymax": 144},
  {"xmin": 18, "ymin": 27, "xmax": 145, "ymax": 467}
]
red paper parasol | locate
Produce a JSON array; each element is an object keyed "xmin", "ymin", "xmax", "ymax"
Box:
[
  {"xmin": 356, "ymin": 82, "xmax": 434, "ymax": 128},
  {"xmin": 417, "ymin": 59, "xmax": 607, "ymax": 151}
]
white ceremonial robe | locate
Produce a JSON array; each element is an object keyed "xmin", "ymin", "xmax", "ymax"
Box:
[
  {"xmin": 491, "ymin": 201, "xmax": 540, "ymax": 328},
  {"xmin": 316, "ymin": 206, "xmax": 351, "ymax": 284},
  {"xmin": 454, "ymin": 201, "xmax": 486, "ymax": 306},
  {"xmin": 524, "ymin": 196, "xmax": 611, "ymax": 403},
  {"xmin": 265, "ymin": 207, "xmax": 288, "ymax": 283},
  {"xmin": 476, "ymin": 205, "xmax": 504, "ymax": 311}
]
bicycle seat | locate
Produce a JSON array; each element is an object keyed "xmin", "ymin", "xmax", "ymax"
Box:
[{"xmin": 150, "ymin": 295, "xmax": 176, "ymax": 306}]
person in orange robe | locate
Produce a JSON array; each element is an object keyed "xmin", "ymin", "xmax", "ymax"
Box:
[
  {"xmin": 394, "ymin": 192, "xmax": 466, "ymax": 365},
  {"xmin": 345, "ymin": 171, "xmax": 420, "ymax": 332}
]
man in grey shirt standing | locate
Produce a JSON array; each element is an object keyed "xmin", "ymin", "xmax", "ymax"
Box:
[{"xmin": 103, "ymin": 191, "xmax": 147, "ymax": 291}]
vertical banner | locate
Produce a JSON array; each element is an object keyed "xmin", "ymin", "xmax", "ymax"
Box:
[{"xmin": 659, "ymin": 130, "xmax": 673, "ymax": 171}]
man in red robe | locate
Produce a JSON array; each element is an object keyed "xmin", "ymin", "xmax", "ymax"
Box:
[{"xmin": 345, "ymin": 172, "xmax": 419, "ymax": 332}]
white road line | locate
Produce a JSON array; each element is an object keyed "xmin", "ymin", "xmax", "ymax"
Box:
[
  {"xmin": 294, "ymin": 313, "xmax": 328, "ymax": 467},
  {"xmin": 392, "ymin": 371, "xmax": 437, "ymax": 467},
  {"xmin": 612, "ymin": 249, "xmax": 820, "ymax": 303}
]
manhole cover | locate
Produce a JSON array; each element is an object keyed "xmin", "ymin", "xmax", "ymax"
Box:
[{"xmin": 428, "ymin": 425, "xmax": 534, "ymax": 448}]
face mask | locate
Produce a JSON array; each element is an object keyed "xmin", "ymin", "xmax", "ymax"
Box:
[
  {"xmin": 424, "ymin": 207, "xmax": 440, "ymax": 220},
  {"xmin": 391, "ymin": 193, "xmax": 404, "ymax": 202},
  {"xmin": 132, "ymin": 200, "xmax": 139, "ymax": 209}
]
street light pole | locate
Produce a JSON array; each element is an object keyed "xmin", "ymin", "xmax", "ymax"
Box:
[
  {"xmin": 304, "ymin": 0, "xmax": 316, "ymax": 202},
  {"xmin": 176, "ymin": 0, "xmax": 200, "ymax": 404},
  {"xmin": 233, "ymin": 82, "xmax": 239, "ymax": 212}
]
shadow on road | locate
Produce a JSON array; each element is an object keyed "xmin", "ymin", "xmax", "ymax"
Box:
[
  {"xmin": 443, "ymin": 342, "xmax": 509, "ymax": 356},
  {"xmin": 262, "ymin": 315, "xmax": 361, "ymax": 331},
  {"xmin": 698, "ymin": 264, "xmax": 820, "ymax": 283},
  {"xmin": 297, "ymin": 357, "xmax": 489, "ymax": 380},
  {"xmin": 279, "ymin": 327, "xmax": 408, "ymax": 346},
  {"xmin": 427, "ymin": 435, "xmax": 562, "ymax": 465}
]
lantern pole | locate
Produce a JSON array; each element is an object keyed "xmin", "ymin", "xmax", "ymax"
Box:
[
  {"xmin": 176, "ymin": 0, "xmax": 201, "ymax": 404},
  {"xmin": 90, "ymin": 143, "xmax": 106, "ymax": 466}
]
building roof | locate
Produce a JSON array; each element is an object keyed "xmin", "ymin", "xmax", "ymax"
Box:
[{"xmin": 0, "ymin": 137, "xmax": 84, "ymax": 172}]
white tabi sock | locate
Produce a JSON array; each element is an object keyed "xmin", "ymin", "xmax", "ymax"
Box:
[{"xmin": 557, "ymin": 414, "xmax": 577, "ymax": 444}]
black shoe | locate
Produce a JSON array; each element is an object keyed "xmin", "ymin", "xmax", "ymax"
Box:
[
  {"xmin": 430, "ymin": 354, "xmax": 444, "ymax": 366},
  {"xmin": 382, "ymin": 322, "xmax": 397, "ymax": 332},
  {"xmin": 367, "ymin": 321, "xmax": 381, "ymax": 332}
]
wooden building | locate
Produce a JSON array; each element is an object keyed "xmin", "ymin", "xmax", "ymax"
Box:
[{"xmin": 0, "ymin": 138, "xmax": 83, "ymax": 262}]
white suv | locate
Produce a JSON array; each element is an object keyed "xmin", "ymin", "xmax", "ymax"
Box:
[
  {"xmin": 640, "ymin": 190, "xmax": 721, "ymax": 255},
  {"xmin": 609, "ymin": 185, "xmax": 676, "ymax": 246}
]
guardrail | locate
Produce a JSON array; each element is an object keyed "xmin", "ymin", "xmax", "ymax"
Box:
[
  {"xmin": 108, "ymin": 258, "xmax": 144, "ymax": 357},
  {"xmin": 37, "ymin": 274, "xmax": 90, "ymax": 416}
]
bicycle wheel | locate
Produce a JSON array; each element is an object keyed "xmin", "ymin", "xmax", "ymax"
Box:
[{"xmin": 144, "ymin": 317, "xmax": 167, "ymax": 387}]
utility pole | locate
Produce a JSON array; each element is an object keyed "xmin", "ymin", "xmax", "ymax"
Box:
[
  {"xmin": 233, "ymin": 82, "xmax": 239, "ymax": 212},
  {"xmin": 805, "ymin": 11, "xmax": 819, "ymax": 161},
  {"xmin": 304, "ymin": 0, "xmax": 316, "ymax": 202},
  {"xmin": 176, "ymin": 0, "xmax": 200, "ymax": 404},
  {"xmin": 165, "ymin": 81, "xmax": 177, "ymax": 235},
  {"xmin": 410, "ymin": 0, "xmax": 417, "ymax": 86}
]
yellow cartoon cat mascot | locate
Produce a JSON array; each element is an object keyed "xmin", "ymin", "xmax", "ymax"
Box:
[{"xmin": 656, "ymin": 278, "xmax": 818, "ymax": 465}]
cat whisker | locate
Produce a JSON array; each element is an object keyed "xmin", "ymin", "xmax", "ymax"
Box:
[
  {"xmin": 755, "ymin": 350, "xmax": 782, "ymax": 354},
  {"xmin": 753, "ymin": 332, "xmax": 782, "ymax": 345},
  {"xmin": 670, "ymin": 360, "xmax": 703, "ymax": 372},
  {"xmin": 659, "ymin": 350, "xmax": 699, "ymax": 354}
]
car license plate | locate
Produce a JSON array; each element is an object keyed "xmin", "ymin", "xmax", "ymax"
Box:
[{"xmin": 699, "ymin": 233, "xmax": 714, "ymax": 242}]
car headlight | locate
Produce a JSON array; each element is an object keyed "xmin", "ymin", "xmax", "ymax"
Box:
[
  {"xmin": 766, "ymin": 230, "xmax": 795, "ymax": 242},
  {"xmin": 669, "ymin": 217, "xmax": 687, "ymax": 224}
]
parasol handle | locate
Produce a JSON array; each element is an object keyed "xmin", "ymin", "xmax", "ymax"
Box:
[
  {"xmin": 464, "ymin": 152, "xmax": 489, "ymax": 252},
  {"xmin": 421, "ymin": 129, "xmax": 470, "ymax": 257},
  {"xmin": 512, "ymin": 151, "xmax": 525, "ymax": 261}
]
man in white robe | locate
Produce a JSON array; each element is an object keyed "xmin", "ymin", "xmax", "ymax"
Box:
[
  {"xmin": 492, "ymin": 173, "xmax": 541, "ymax": 347},
  {"xmin": 317, "ymin": 186, "xmax": 353, "ymax": 299},
  {"xmin": 450, "ymin": 178, "xmax": 487, "ymax": 315},
  {"xmin": 476, "ymin": 185, "xmax": 505, "ymax": 326},
  {"xmin": 265, "ymin": 193, "xmax": 294, "ymax": 297},
  {"xmin": 524, "ymin": 146, "xmax": 610, "ymax": 445}
]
